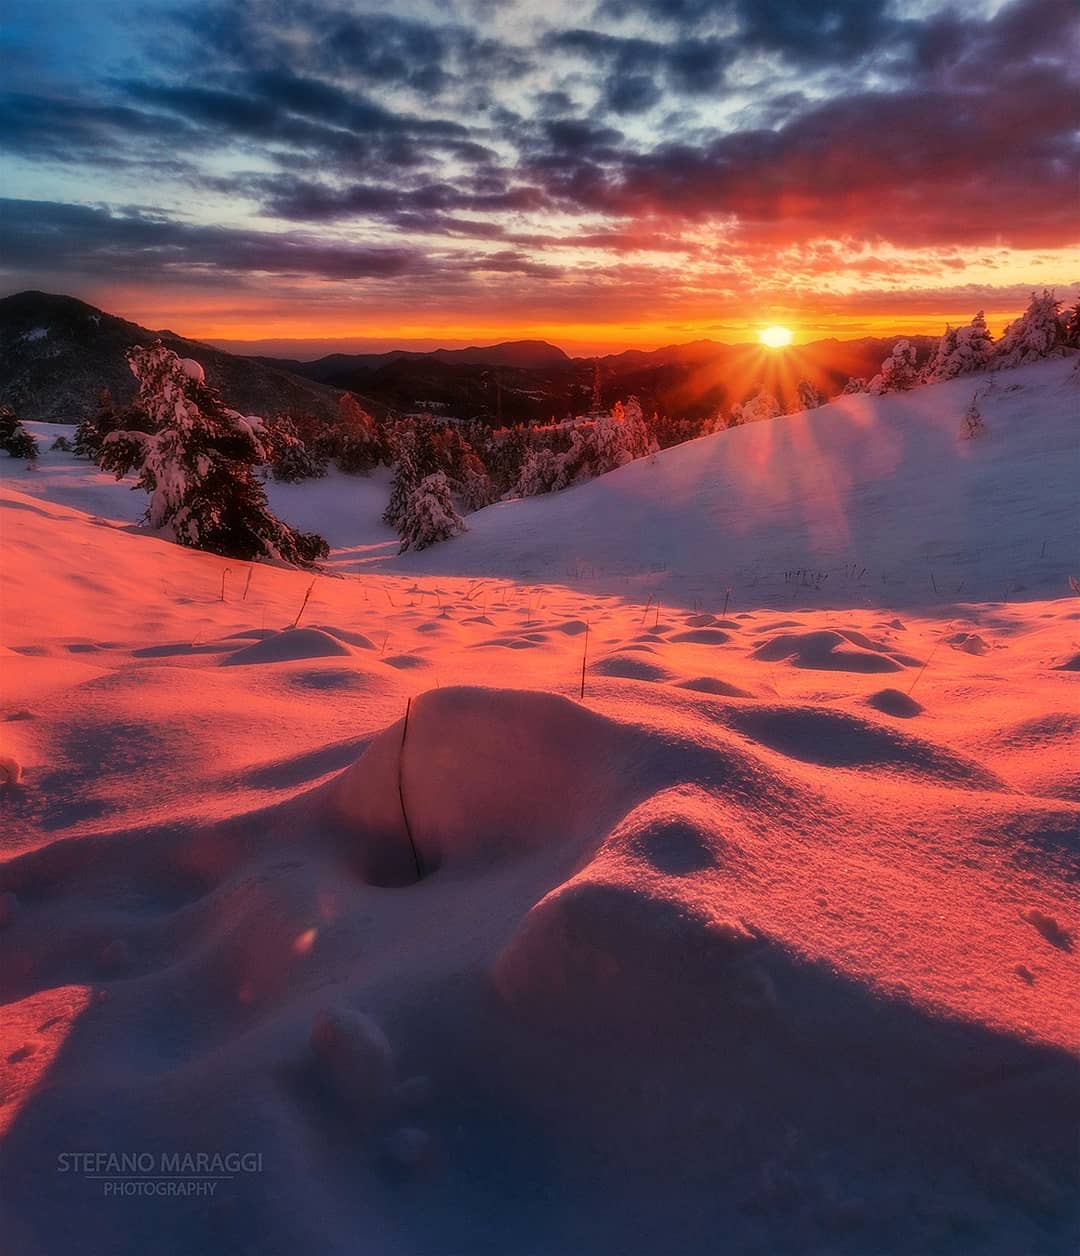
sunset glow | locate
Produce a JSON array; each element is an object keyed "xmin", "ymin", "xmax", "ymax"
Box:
[
  {"xmin": 758, "ymin": 326, "xmax": 794, "ymax": 349},
  {"xmin": 0, "ymin": 0, "xmax": 1076, "ymax": 352}
]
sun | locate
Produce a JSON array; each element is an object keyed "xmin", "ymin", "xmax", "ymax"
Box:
[{"xmin": 758, "ymin": 325, "xmax": 793, "ymax": 348}]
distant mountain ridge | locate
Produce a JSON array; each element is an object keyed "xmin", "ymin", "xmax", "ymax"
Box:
[
  {"xmin": 0, "ymin": 292, "xmax": 362, "ymax": 424},
  {"xmin": 259, "ymin": 331, "xmax": 937, "ymax": 423},
  {"xmin": 0, "ymin": 291, "xmax": 936, "ymax": 426}
]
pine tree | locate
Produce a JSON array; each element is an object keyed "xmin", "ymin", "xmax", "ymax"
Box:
[
  {"xmin": 514, "ymin": 445, "xmax": 563, "ymax": 496},
  {"xmin": 993, "ymin": 290, "xmax": 1066, "ymax": 368},
  {"xmin": 922, "ymin": 312, "xmax": 994, "ymax": 382},
  {"xmin": 796, "ymin": 380, "xmax": 824, "ymax": 410},
  {"xmin": 729, "ymin": 390, "xmax": 782, "ymax": 426},
  {"xmin": 383, "ymin": 431, "xmax": 420, "ymax": 527},
  {"xmin": 960, "ymin": 396, "xmax": 984, "ymax": 439},
  {"xmin": 868, "ymin": 340, "xmax": 918, "ymax": 394},
  {"xmin": 1063, "ymin": 299, "xmax": 1080, "ymax": 349},
  {"xmin": 74, "ymin": 386, "xmax": 157, "ymax": 461},
  {"xmin": 0, "ymin": 406, "xmax": 38, "ymax": 460},
  {"xmin": 842, "ymin": 377, "xmax": 869, "ymax": 395},
  {"xmin": 264, "ymin": 414, "xmax": 328, "ymax": 483},
  {"xmin": 336, "ymin": 393, "xmax": 384, "ymax": 472},
  {"xmin": 397, "ymin": 471, "xmax": 465, "ymax": 552},
  {"xmin": 98, "ymin": 342, "xmax": 327, "ymax": 565}
]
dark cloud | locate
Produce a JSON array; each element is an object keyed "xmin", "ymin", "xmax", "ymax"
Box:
[
  {"xmin": 1, "ymin": 0, "xmax": 1077, "ymax": 317},
  {"xmin": 598, "ymin": 0, "xmax": 905, "ymax": 67},
  {"xmin": 0, "ymin": 199, "xmax": 421, "ymax": 282}
]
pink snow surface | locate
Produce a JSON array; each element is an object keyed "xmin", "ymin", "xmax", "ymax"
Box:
[{"xmin": 1, "ymin": 365, "xmax": 1078, "ymax": 1254}]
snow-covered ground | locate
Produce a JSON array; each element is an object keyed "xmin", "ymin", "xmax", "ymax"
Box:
[{"xmin": 0, "ymin": 360, "xmax": 1078, "ymax": 1255}]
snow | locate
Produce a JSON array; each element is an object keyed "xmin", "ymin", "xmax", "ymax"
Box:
[{"xmin": 0, "ymin": 358, "xmax": 1078, "ymax": 1255}]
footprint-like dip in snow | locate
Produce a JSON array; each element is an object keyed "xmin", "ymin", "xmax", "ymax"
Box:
[{"xmin": 381, "ymin": 653, "xmax": 430, "ymax": 669}]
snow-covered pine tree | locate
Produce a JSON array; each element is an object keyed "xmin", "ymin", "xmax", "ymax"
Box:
[
  {"xmin": 842, "ymin": 377, "xmax": 869, "ymax": 395},
  {"xmin": 75, "ymin": 386, "xmax": 157, "ymax": 461},
  {"xmin": 868, "ymin": 339, "xmax": 918, "ymax": 394},
  {"xmin": 729, "ymin": 390, "xmax": 782, "ymax": 426},
  {"xmin": 459, "ymin": 463, "xmax": 494, "ymax": 512},
  {"xmin": 922, "ymin": 312, "xmax": 994, "ymax": 382},
  {"xmin": 0, "ymin": 406, "xmax": 38, "ymax": 460},
  {"xmin": 98, "ymin": 342, "xmax": 327, "ymax": 565},
  {"xmin": 514, "ymin": 444, "xmax": 563, "ymax": 496},
  {"xmin": 993, "ymin": 290, "xmax": 1066, "ymax": 368},
  {"xmin": 620, "ymin": 397, "xmax": 657, "ymax": 458},
  {"xmin": 1063, "ymin": 299, "xmax": 1080, "ymax": 349},
  {"xmin": 396, "ymin": 470, "xmax": 465, "ymax": 552},
  {"xmin": 383, "ymin": 431, "xmax": 420, "ymax": 527},
  {"xmin": 336, "ymin": 393, "xmax": 383, "ymax": 473},
  {"xmin": 264, "ymin": 414, "xmax": 328, "ymax": 483},
  {"xmin": 796, "ymin": 380, "xmax": 824, "ymax": 410},
  {"xmin": 960, "ymin": 396, "xmax": 984, "ymax": 439},
  {"xmin": 592, "ymin": 404, "xmax": 632, "ymax": 472}
]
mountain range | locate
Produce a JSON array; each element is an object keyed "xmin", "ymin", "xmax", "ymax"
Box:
[{"xmin": 0, "ymin": 291, "xmax": 934, "ymax": 425}]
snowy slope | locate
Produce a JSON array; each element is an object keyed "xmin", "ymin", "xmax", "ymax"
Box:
[
  {"xmin": 399, "ymin": 358, "xmax": 1080, "ymax": 607},
  {"xmin": 6, "ymin": 357, "xmax": 1077, "ymax": 608},
  {"xmin": 1, "ymin": 362, "xmax": 1079, "ymax": 1256}
]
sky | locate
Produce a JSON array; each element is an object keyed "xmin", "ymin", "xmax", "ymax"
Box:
[{"xmin": 1, "ymin": 0, "xmax": 1078, "ymax": 355}]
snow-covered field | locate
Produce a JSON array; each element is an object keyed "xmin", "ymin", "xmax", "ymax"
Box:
[{"xmin": 0, "ymin": 360, "xmax": 1078, "ymax": 1255}]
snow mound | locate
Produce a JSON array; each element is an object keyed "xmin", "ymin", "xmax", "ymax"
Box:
[
  {"xmin": 677, "ymin": 676, "xmax": 755, "ymax": 698},
  {"xmin": 591, "ymin": 653, "xmax": 674, "ymax": 682},
  {"xmin": 221, "ymin": 627, "xmax": 354, "ymax": 665},
  {"xmin": 726, "ymin": 704, "xmax": 1002, "ymax": 785},
  {"xmin": 328, "ymin": 687, "xmax": 636, "ymax": 885},
  {"xmin": 866, "ymin": 687, "xmax": 925, "ymax": 718},
  {"xmin": 947, "ymin": 631, "xmax": 992, "ymax": 655},
  {"xmin": 309, "ymin": 1007, "xmax": 396, "ymax": 1116},
  {"xmin": 311, "ymin": 625, "xmax": 377, "ymax": 650},
  {"xmin": 178, "ymin": 357, "xmax": 206, "ymax": 383},
  {"xmin": 494, "ymin": 874, "xmax": 759, "ymax": 1034},
  {"xmin": 751, "ymin": 629, "xmax": 912, "ymax": 673},
  {"xmin": 669, "ymin": 628, "xmax": 732, "ymax": 645}
]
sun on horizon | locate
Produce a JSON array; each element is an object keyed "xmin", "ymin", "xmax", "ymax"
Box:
[{"xmin": 758, "ymin": 326, "xmax": 794, "ymax": 349}]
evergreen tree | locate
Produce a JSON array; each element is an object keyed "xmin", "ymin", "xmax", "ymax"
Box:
[
  {"xmin": 922, "ymin": 312, "xmax": 994, "ymax": 382},
  {"xmin": 397, "ymin": 471, "xmax": 465, "ymax": 552},
  {"xmin": 73, "ymin": 388, "xmax": 153, "ymax": 460},
  {"xmin": 993, "ymin": 290, "xmax": 1066, "ymax": 368},
  {"xmin": 98, "ymin": 342, "xmax": 327, "ymax": 565},
  {"xmin": 960, "ymin": 396, "xmax": 984, "ymax": 439},
  {"xmin": 868, "ymin": 340, "xmax": 918, "ymax": 394},
  {"xmin": 383, "ymin": 431, "xmax": 420, "ymax": 527},
  {"xmin": 264, "ymin": 414, "xmax": 328, "ymax": 483},
  {"xmin": 796, "ymin": 380, "xmax": 824, "ymax": 410},
  {"xmin": 842, "ymin": 377, "xmax": 869, "ymax": 395},
  {"xmin": 514, "ymin": 445, "xmax": 564, "ymax": 496},
  {"xmin": 0, "ymin": 406, "xmax": 38, "ymax": 460},
  {"xmin": 1063, "ymin": 299, "xmax": 1080, "ymax": 349},
  {"xmin": 729, "ymin": 390, "xmax": 782, "ymax": 426},
  {"xmin": 336, "ymin": 393, "xmax": 384, "ymax": 473}
]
